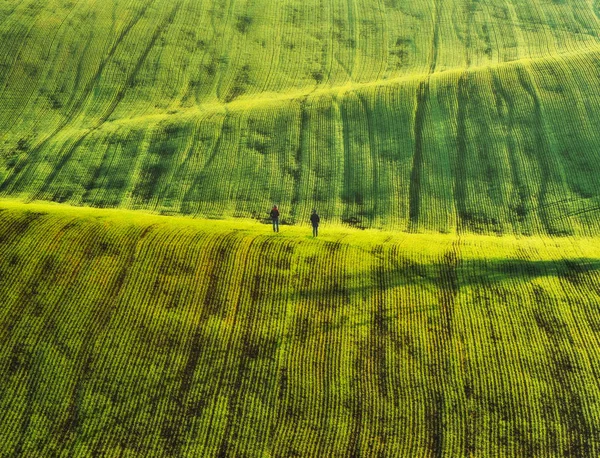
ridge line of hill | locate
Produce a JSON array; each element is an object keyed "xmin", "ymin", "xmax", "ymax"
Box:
[
  {"xmin": 3, "ymin": 197, "xmax": 600, "ymax": 246},
  {"xmin": 77, "ymin": 43, "xmax": 600, "ymax": 133}
]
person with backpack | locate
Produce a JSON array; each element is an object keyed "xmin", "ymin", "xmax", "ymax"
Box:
[
  {"xmin": 270, "ymin": 205, "xmax": 280, "ymax": 232},
  {"xmin": 310, "ymin": 209, "xmax": 320, "ymax": 237}
]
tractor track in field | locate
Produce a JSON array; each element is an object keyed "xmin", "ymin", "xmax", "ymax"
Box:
[
  {"xmin": 290, "ymin": 96, "xmax": 309, "ymax": 223},
  {"xmin": 429, "ymin": 0, "xmax": 441, "ymax": 74},
  {"xmin": 514, "ymin": 65, "xmax": 563, "ymax": 235},
  {"xmin": 180, "ymin": 111, "xmax": 229, "ymax": 214},
  {"xmin": 0, "ymin": 0, "xmax": 161, "ymax": 194},
  {"xmin": 359, "ymin": 93, "xmax": 380, "ymax": 224},
  {"xmin": 409, "ymin": 80, "xmax": 427, "ymax": 231},
  {"xmin": 80, "ymin": 129, "xmax": 124, "ymax": 205},
  {"xmin": 371, "ymin": 246, "xmax": 389, "ymax": 400},
  {"xmin": 427, "ymin": 245, "xmax": 460, "ymax": 457},
  {"xmin": 454, "ymin": 72, "xmax": 469, "ymax": 232},
  {"xmin": 203, "ymin": 236, "xmax": 269, "ymax": 457},
  {"xmin": 490, "ymin": 70, "xmax": 530, "ymax": 231},
  {"xmin": 215, "ymin": 240, "xmax": 267, "ymax": 458},
  {"xmin": 32, "ymin": 2, "xmax": 185, "ymax": 203}
]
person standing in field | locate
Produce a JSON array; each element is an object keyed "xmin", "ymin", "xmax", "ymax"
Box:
[
  {"xmin": 310, "ymin": 209, "xmax": 320, "ymax": 237},
  {"xmin": 270, "ymin": 205, "xmax": 280, "ymax": 232}
]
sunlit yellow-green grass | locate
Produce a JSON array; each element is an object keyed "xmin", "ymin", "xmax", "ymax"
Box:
[{"xmin": 2, "ymin": 200, "xmax": 600, "ymax": 456}]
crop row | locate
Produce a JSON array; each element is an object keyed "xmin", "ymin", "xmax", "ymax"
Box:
[{"xmin": 1, "ymin": 202, "xmax": 600, "ymax": 455}]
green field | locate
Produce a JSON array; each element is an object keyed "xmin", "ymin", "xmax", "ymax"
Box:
[
  {"xmin": 2, "ymin": 201, "xmax": 600, "ymax": 456},
  {"xmin": 2, "ymin": 0, "xmax": 600, "ymax": 233},
  {"xmin": 2, "ymin": 0, "xmax": 600, "ymax": 456}
]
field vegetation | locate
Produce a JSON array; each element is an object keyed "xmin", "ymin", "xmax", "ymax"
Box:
[
  {"xmin": 1, "ymin": 0, "xmax": 600, "ymax": 233},
  {"xmin": 2, "ymin": 0, "xmax": 600, "ymax": 455},
  {"xmin": 2, "ymin": 201, "xmax": 600, "ymax": 456}
]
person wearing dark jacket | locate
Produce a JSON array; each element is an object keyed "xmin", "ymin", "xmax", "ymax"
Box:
[
  {"xmin": 310, "ymin": 209, "xmax": 320, "ymax": 237},
  {"xmin": 270, "ymin": 205, "xmax": 280, "ymax": 232}
]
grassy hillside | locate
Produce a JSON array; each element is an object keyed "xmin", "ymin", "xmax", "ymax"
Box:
[
  {"xmin": 1, "ymin": 0, "xmax": 600, "ymax": 233},
  {"xmin": 3, "ymin": 1, "xmax": 600, "ymax": 456},
  {"xmin": 1, "ymin": 200, "xmax": 600, "ymax": 456}
]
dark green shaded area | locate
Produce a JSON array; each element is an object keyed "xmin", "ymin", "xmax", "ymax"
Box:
[{"xmin": 1, "ymin": 1, "xmax": 600, "ymax": 234}]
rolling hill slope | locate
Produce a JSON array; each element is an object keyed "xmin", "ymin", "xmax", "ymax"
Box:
[
  {"xmin": 1, "ymin": 0, "xmax": 600, "ymax": 233},
  {"xmin": 3, "ymin": 0, "xmax": 600, "ymax": 456},
  {"xmin": 1, "ymin": 200, "xmax": 600, "ymax": 456}
]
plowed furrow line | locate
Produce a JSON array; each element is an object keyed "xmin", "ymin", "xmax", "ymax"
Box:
[
  {"xmin": 31, "ymin": 3, "xmax": 184, "ymax": 203},
  {"xmin": 0, "ymin": 0, "xmax": 160, "ymax": 191}
]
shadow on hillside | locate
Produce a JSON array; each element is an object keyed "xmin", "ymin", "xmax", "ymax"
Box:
[
  {"xmin": 274, "ymin": 256, "xmax": 600, "ymax": 342},
  {"xmin": 284, "ymin": 257, "xmax": 600, "ymax": 305}
]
